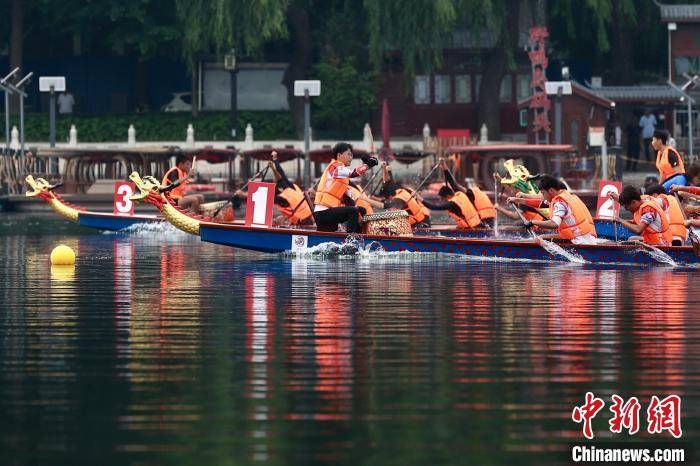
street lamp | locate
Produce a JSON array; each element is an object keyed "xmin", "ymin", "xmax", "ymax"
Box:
[
  {"xmin": 294, "ymin": 80, "xmax": 321, "ymax": 188},
  {"xmin": 224, "ymin": 49, "xmax": 237, "ymax": 140}
]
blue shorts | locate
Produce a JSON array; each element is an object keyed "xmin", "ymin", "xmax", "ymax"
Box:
[{"xmin": 662, "ymin": 174, "xmax": 687, "ymax": 193}]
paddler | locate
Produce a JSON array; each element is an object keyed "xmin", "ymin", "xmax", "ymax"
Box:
[
  {"xmin": 494, "ymin": 170, "xmax": 548, "ymax": 226},
  {"xmin": 379, "ymin": 163, "xmax": 432, "ymax": 227},
  {"xmin": 643, "ymin": 183, "xmax": 687, "ymax": 246},
  {"xmin": 653, "ymin": 130, "xmax": 688, "ymax": 192},
  {"xmin": 439, "ymin": 159, "xmax": 497, "ymax": 227},
  {"xmin": 421, "ymin": 159, "xmax": 483, "ymax": 230},
  {"xmin": 313, "ymin": 142, "xmax": 378, "ymax": 232},
  {"xmin": 162, "ymin": 154, "xmax": 204, "ymax": 211},
  {"xmin": 509, "ymin": 175, "xmax": 597, "ymax": 244},
  {"xmin": 233, "ymin": 151, "xmax": 314, "ymax": 226},
  {"xmin": 612, "ymin": 185, "xmax": 673, "ymax": 246}
]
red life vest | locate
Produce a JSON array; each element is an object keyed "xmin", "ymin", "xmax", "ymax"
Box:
[
  {"xmin": 314, "ymin": 160, "xmax": 348, "ymax": 208},
  {"xmin": 278, "ymin": 185, "xmax": 312, "ymax": 224},
  {"xmin": 162, "ymin": 166, "xmax": 188, "ymax": 200},
  {"xmin": 448, "ymin": 192, "xmax": 481, "ymax": 229},
  {"xmin": 656, "ymin": 146, "xmax": 685, "ymax": 182},
  {"xmin": 471, "ymin": 186, "xmax": 496, "ymax": 220},
  {"xmin": 550, "ymin": 190, "xmax": 596, "ymax": 240},
  {"xmin": 394, "ymin": 188, "xmax": 428, "ymax": 225}
]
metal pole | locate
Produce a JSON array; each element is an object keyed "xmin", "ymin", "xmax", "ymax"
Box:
[
  {"xmin": 4, "ymin": 90, "xmax": 9, "ymax": 154},
  {"xmin": 49, "ymin": 85, "xmax": 56, "ymax": 148},
  {"xmin": 601, "ymin": 139, "xmax": 608, "ymax": 180},
  {"xmin": 230, "ymin": 69, "xmax": 237, "ymax": 139},
  {"xmin": 304, "ymin": 90, "xmax": 311, "ymax": 188},
  {"xmin": 554, "ymin": 91, "xmax": 562, "ymax": 176},
  {"xmin": 688, "ymin": 96, "xmax": 693, "ymax": 161},
  {"xmin": 19, "ymin": 91, "xmax": 24, "ymax": 157}
]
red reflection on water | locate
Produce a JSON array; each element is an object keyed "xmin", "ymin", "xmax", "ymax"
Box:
[
  {"xmin": 314, "ymin": 283, "xmax": 353, "ymax": 420},
  {"xmin": 632, "ymin": 270, "xmax": 687, "ymax": 390},
  {"xmin": 547, "ymin": 270, "xmax": 600, "ymax": 383}
]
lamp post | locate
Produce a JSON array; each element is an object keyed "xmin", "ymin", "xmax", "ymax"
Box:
[
  {"xmin": 1, "ymin": 67, "xmax": 19, "ymax": 155},
  {"xmin": 668, "ymin": 79, "xmax": 695, "ymax": 162},
  {"xmin": 294, "ymin": 80, "xmax": 321, "ymax": 188},
  {"xmin": 225, "ymin": 49, "xmax": 237, "ymax": 140}
]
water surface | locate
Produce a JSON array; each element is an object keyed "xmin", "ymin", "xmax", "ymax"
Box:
[{"xmin": 1, "ymin": 215, "xmax": 698, "ymax": 465}]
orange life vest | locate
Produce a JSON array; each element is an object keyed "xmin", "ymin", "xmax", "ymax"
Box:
[
  {"xmin": 348, "ymin": 185, "xmax": 373, "ymax": 215},
  {"xmin": 448, "ymin": 191, "xmax": 481, "ymax": 229},
  {"xmin": 394, "ymin": 188, "xmax": 428, "ymax": 225},
  {"xmin": 658, "ymin": 193, "xmax": 687, "ymax": 241},
  {"xmin": 314, "ymin": 160, "xmax": 349, "ymax": 208},
  {"xmin": 278, "ymin": 185, "xmax": 313, "ymax": 224},
  {"xmin": 162, "ymin": 166, "xmax": 188, "ymax": 200},
  {"xmin": 550, "ymin": 190, "xmax": 597, "ymax": 240},
  {"xmin": 634, "ymin": 199, "xmax": 673, "ymax": 246},
  {"xmin": 656, "ymin": 146, "xmax": 685, "ymax": 182},
  {"xmin": 470, "ymin": 186, "xmax": 496, "ymax": 220}
]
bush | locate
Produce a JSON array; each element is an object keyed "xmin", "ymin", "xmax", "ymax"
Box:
[{"xmin": 0, "ymin": 111, "xmax": 296, "ymax": 142}]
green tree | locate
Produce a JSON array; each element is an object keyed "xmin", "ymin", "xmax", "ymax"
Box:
[{"xmin": 311, "ymin": 61, "xmax": 377, "ymax": 136}]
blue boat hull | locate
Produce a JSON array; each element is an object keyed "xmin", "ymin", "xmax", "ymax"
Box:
[
  {"xmin": 78, "ymin": 212, "xmax": 163, "ymax": 231},
  {"xmin": 199, "ymin": 223, "xmax": 698, "ymax": 266},
  {"xmin": 416, "ymin": 218, "xmax": 633, "ymax": 241}
]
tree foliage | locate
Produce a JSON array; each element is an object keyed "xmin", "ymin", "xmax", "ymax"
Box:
[{"xmin": 174, "ymin": 0, "xmax": 289, "ymax": 68}]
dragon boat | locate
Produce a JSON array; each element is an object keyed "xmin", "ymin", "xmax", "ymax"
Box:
[
  {"xmin": 25, "ymin": 175, "xmax": 163, "ymax": 231},
  {"xmin": 128, "ymin": 172, "xmax": 698, "ymax": 266}
]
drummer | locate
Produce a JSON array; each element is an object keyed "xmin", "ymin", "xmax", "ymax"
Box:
[
  {"xmin": 438, "ymin": 159, "xmax": 497, "ymax": 227},
  {"xmin": 613, "ymin": 185, "xmax": 672, "ymax": 246},
  {"xmin": 313, "ymin": 142, "xmax": 378, "ymax": 232},
  {"xmin": 509, "ymin": 175, "xmax": 597, "ymax": 244},
  {"xmin": 379, "ymin": 163, "xmax": 432, "ymax": 227},
  {"xmin": 162, "ymin": 154, "xmax": 204, "ymax": 212}
]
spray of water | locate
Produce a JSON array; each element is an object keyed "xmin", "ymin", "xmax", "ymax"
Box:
[
  {"xmin": 633, "ymin": 244, "xmax": 677, "ymax": 267},
  {"xmin": 102, "ymin": 221, "xmax": 190, "ymax": 237},
  {"xmin": 536, "ymin": 238, "xmax": 587, "ymax": 264}
]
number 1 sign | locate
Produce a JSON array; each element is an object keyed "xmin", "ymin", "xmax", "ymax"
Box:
[
  {"xmin": 596, "ymin": 180, "xmax": 622, "ymax": 219},
  {"xmin": 244, "ymin": 182, "xmax": 276, "ymax": 228}
]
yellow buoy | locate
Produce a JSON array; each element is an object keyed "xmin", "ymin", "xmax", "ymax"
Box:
[{"xmin": 50, "ymin": 244, "xmax": 76, "ymax": 266}]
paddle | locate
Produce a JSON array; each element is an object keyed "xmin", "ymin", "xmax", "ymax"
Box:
[
  {"xmin": 405, "ymin": 161, "xmax": 441, "ymax": 203},
  {"xmin": 674, "ymin": 192, "xmax": 700, "ymax": 257},
  {"xmin": 212, "ymin": 165, "xmax": 270, "ymax": 218},
  {"xmin": 509, "ymin": 201, "xmax": 537, "ymax": 239},
  {"xmin": 493, "ymin": 172, "xmax": 499, "ymax": 236}
]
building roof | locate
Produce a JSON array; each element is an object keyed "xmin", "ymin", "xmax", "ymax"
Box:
[
  {"xmin": 588, "ymin": 85, "xmax": 682, "ymax": 103},
  {"xmin": 658, "ymin": 3, "xmax": 700, "ymax": 22},
  {"xmin": 517, "ymin": 81, "xmax": 613, "ymax": 109}
]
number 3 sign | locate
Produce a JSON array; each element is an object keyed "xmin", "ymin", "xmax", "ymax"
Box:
[
  {"xmin": 114, "ymin": 181, "xmax": 136, "ymax": 215},
  {"xmin": 596, "ymin": 180, "xmax": 622, "ymax": 219},
  {"xmin": 244, "ymin": 182, "xmax": 276, "ymax": 228}
]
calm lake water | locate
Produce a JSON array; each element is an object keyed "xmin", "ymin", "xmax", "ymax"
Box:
[{"xmin": 1, "ymin": 214, "xmax": 698, "ymax": 465}]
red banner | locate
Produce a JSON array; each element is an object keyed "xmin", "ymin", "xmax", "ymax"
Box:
[{"xmin": 244, "ymin": 182, "xmax": 276, "ymax": 228}]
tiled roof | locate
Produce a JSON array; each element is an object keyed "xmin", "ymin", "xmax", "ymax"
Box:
[
  {"xmin": 589, "ymin": 85, "xmax": 683, "ymax": 103},
  {"xmin": 659, "ymin": 4, "xmax": 700, "ymax": 22}
]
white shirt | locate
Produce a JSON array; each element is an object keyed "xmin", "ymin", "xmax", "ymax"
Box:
[
  {"xmin": 550, "ymin": 200, "xmax": 597, "ymax": 245},
  {"xmin": 639, "ymin": 114, "xmax": 657, "ymax": 139},
  {"xmin": 314, "ymin": 163, "xmax": 355, "ymax": 213},
  {"xmin": 57, "ymin": 93, "xmax": 75, "ymax": 114}
]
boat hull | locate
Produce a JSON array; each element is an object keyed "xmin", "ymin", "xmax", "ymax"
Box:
[
  {"xmin": 199, "ymin": 223, "xmax": 698, "ymax": 266},
  {"xmin": 78, "ymin": 212, "xmax": 163, "ymax": 231},
  {"xmin": 417, "ymin": 218, "xmax": 633, "ymax": 241}
]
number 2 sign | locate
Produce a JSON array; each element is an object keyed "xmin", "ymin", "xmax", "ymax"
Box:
[
  {"xmin": 596, "ymin": 180, "xmax": 622, "ymax": 219},
  {"xmin": 244, "ymin": 182, "xmax": 276, "ymax": 228},
  {"xmin": 114, "ymin": 181, "xmax": 135, "ymax": 215}
]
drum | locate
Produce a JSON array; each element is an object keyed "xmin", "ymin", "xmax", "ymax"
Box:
[{"xmin": 361, "ymin": 210, "xmax": 413, "ymax": 237}]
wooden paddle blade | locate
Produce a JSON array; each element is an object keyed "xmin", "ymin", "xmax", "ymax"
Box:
[{"xmin": 691, "ymin": 238, "xmax": 700, "ymax": 257}]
